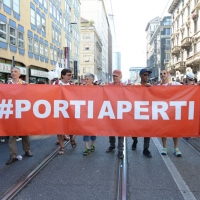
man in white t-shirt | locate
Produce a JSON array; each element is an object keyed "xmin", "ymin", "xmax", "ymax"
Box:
[
  {"xmin": 53, "ymin": 68, "xmax": 76, "ymax": 155},
  {"xmin": 159, "ymin": 70, "xmax": 182, "ymax": 157}
]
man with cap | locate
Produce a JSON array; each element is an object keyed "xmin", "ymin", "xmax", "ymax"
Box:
[
  {"xmin": 159, "ymin": 69, "xmax": 182, "ymax": 157},
  {"xmin": 106, "ymin": 70, "xmax": 124, "ymax": 159},
  {"xmin": 185, "ymin": 72, "xmax": 196, "ymax": 85},
  {"xmin": 132, "ymin": 68, "xmax": 152, "ymax": 158}
]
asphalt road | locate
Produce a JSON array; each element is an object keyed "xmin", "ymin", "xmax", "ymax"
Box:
[{"xmin": 0, "ymin": 136, "xmax": 200, "ymax": 200}]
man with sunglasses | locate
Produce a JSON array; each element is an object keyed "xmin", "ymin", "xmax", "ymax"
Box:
[
  {"xmin": 106, "ymin": 70, "xmax": 124, "ymax": 159},
  {"xmin": 159, "ymin": 70, "xmax": 182, "ymax": 157},
  {"xmin": 132, "ymin": 68, "xmax": 152, "ymax": 158}
]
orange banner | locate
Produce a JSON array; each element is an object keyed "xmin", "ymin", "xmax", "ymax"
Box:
[{"xmin": 0, "ymin": 84, "xmax": 199, "ymax": 137}]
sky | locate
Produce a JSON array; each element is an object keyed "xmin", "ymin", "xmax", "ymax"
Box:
[{"xmin": 105, "ymin": 0, "xmax": 173, "ymax": 80}]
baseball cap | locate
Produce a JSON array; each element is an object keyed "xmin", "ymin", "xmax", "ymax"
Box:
[
  {"xmin": 186, "ymin": 72, "xmax": 195, "ymax": 80},
  {"xmin": 112, "ymin": 70, "xmax": 122, "ymax": 76},
  {"xmin": 139, "ymin": 68, "xmax": 152, "ymax": 75}
]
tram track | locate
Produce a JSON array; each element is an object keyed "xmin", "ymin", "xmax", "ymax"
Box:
[
  {"xmin": 1, "ymin": 139, "xmax": 71, "ymax": 200},
  {"xmin": 116, "ymin": 137, "xmax": 127, "ymax": 200}
]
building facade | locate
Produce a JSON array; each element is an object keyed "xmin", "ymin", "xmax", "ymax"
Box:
[
  {"xmin": 146, "ymin": 16, "xmax": 172, "ymax": 81},
  {"xmin": 168, "ymin": 0, "xmax": 200, "ymax": 81},
  {"xmin": 114, "ymin": 52, "xmax": 121, "ymax": 70},
  {"xmin": 80, "ymin": 18, "xmax": 102, "ymax": 82},
  {"xmin": 0, "ymin": 0, "xmax": 80, "ymax": 83},
  {"xmin": 80, "ymin": 0, "xmax": 109, "ymax": 82}
]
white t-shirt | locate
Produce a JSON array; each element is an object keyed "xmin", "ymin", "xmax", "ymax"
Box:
[
  {"xmin": 52, "ymin": 80, "xmax": 70, "ymax": 85},
  {"xmin": 159, "ymin": 81, "xmax": 182, "ymax": 86}
]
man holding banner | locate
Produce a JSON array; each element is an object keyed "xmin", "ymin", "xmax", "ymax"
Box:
[
  {"xmin": 6, "ymin": 67, "xmax": 33, "ymax": 165},
  {"xmin": 132, "ymin": 68, "xmax": 152, "ymax": 158},
  {"xmin": 106, "ymin": 70, "xmax": 124, "ymax": 159},
  {"xmin": 159, "ymin": 70, "xmax": 182, "ymax": 157}
]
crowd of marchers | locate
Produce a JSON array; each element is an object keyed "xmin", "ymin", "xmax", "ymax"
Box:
[{"xmin": 0, "ymin": 66, "xmax": 198, "ymax": 165}]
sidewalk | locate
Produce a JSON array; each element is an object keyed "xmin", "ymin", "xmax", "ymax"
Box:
[{"xmin": 185, "ymin": 137, "xmax": 200, "ymax": 152}]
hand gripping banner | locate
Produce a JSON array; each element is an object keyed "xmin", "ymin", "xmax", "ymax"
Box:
[{"xmin": 0, "ymin": 84, "xmax": 199, "ymax": 137}]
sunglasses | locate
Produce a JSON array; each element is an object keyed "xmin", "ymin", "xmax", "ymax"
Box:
[
  {"xmin": 66, "ymin": 74, "xmax": 72, "ymax": 76},
  {"xmin": 188, "ymin": 78, "xmax": 194, "ymax": 81},
  {"xmin": 143, "ymin": 74, "xmax": 149, "ymax": 76},
  {"xmin": 160, "ymin": 72, "xmax": 166, "ymax": 75},
  {"xmin": 113, "ymin": 75, "xmax": 118, "ymax": 77}
]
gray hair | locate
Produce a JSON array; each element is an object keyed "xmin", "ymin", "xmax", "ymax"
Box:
[
  {"xmin": 11, "ymin": 67, "xmax": 20, "ymax": 72},
  {"xmin": 84, "ymin": 73, "xmax": 94, "ymax": 80}
]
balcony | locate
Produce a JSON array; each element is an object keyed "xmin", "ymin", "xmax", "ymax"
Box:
[
  {"xmin": 167, "ymin": 66, "xmax": 175, "ymax": 74},
  {"xmin": 186, "ymin": 56, "xmax": 194, "ymax": 67},
  {"xmin": 193, "ymin": 52, "xmax": 200, "ymax": 64},
  {"xmin": 174, "ymin": 61, "xmax": 185, "ymax": 70},
  {"xmin": 181, "ymin": 37, "xmax": 191, "ymax": 49},
  {"xmin": 171, "ymin": 46, "xmax": 181, "ymax": 55}
]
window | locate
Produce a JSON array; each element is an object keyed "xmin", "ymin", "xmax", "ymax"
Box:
[
  {"xmin": 83, "ymin": 55, "xmax": 90, "ymax": 62},
  {"xmin": 3, "ymin": 0, "xmax": 11, "ymax": 8},
  {"xmin": 60, "ymin": 13, "xmax": 62, "ymax": 24},
  {"xmin": 52, "ymin": 28, "xmax": 54, "ymax": 39},
  {"xmin": 57, "ymin": 52, "xmax": 60, "ymax": 63},
  {"xmin": 0, "ymin": 21, "xmax": 7, "ymax": 42},
  {"xmin": 10, "ymin": 26, "xmax": 16, "ymax": 45},
  {"xmin": 34, "ymin": 40, "xmax": 39, "ymax": 54},
  {"xmin": 44, "ymin": 0, "xmax": 47, "ymax": 9},
  {"xmin": 28, "ymin": 37, "xmax": 33, "ymax": 52},
  {"xmin": 54, "ymin": 50, "xmax": 57, "ymax": 61},
  {"xmin": 58, "ymin": 32, "xmax": 61, "ymax": 43},
  {"xmin": 55, "ymin": 30, "xmax": 58, "ymax": 41},
  {"xmin": 40, "ymin": 43, "xmax": 44, "ymax": 56},
  {"xmin": 53, "ymin": 5, "xmax": 56, "ymax": 18},
  {"xmin": 39, "ymin": 0, "xmax": 42, "ymax": 4},
  {"xmin": 13, "ymin": 0, "xmax": 19, "ymax": 14},
  {"xmin": 84, "ymin": 45, "xmax": 90, "ymax": 50},
  {"xmin": 165, "ymin": 28, "xmax": 171, "ymax": 35},
  {"xmin": 31, "ymin": 8, "xmax": 35, "ymax": 25},
  {"xmin": 45, "ymin": 45, "xmax": 48, "ymax": 58},
  {"xmin": 42, "ymin": 18, "xmax": 45, "ymax": 32},
  {"xmin": 50, "ymin": 2, "xmax": 52, "ymax": 14},
  {"xmin": 36, "ymin": 13, "xmax": 41, "ymax": 29},
  {"xmin": 50, "ymin": 48, "xmax": 53, "ymax": 60},
  {"xmin": 18, "ymin": 31, "xmax": 24, "ymax": 48},
  {"xmin": 194, "ymin": 20, "xmax": 197, "ymax": 33},
  {"xmin": 57, "ymin": 10, "xmax": 59, "ymax": 21}
]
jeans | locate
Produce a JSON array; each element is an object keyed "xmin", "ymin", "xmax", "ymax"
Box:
[
  {"xmin": 83, "ymin": 136, "xmax": 96, "ymax": 142},
  {"xmin": 132, "ymin": 137, "xmax": 150, "ymax": 149},
  {"xmin": 109, "ymin": 136, "xmax": 124, "ymax": 152}
]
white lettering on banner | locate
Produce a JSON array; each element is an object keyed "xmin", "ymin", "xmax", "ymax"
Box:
[
  {"xmin": 134, "ymin": 101, "xmax": 149, "ymax": 120},
  {"xmin": 33, "ymin": 100, "xmax": 51, "ymax": 118},
  {"xmin": 152, "ymin": 101, "xmax": 169, "ymax": 120},
  {"xmin": 98, "ymin": 101, "xmax": 116, "ymax": 119},
  {"xmin": 188, "ymin": 101, "xmax": 194, "ymax": 120},
  {"xmin": 0, "ymin": 63, "xmax": 26, "ymax": 75},
  {"xmin": 16, "ymin": 100, "xmax": 31, "ymax": 118},
  {"xmin": 54, "ymin": 100, "xmax": 69, "ymax": 118},
  {"xmin": 2, "ymin": 100, "xmax": 193, "ymax": 120},
  {"xmin": 70, "ymin": 100, "xmax": 86, "ymax": 118},
  {"xmin": 88, "ymin": 101, "xmax": 93, "ymax": 119},
  {"xmin": 117, "ymin": 101, "xmax": 132, "ymax": 119},
  {"xmin": 170, "ymin": 101, "xmax": 187, "ymax": 120}
]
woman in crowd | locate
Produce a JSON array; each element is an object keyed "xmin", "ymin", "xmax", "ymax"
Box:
[{"xmin": 82, "ymin": 73, "xmax": 96, "ymax": 156}]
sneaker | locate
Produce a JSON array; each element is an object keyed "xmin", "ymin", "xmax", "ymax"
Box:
[
  {"xmin": 106, "ymin": 146, "xmax": 115, "ymax": 153},
  {"xmin": 174, "ymin": 148, "xmax": 182, "ymax": 157},
  {"xmin": 83, "ymin": 148, "xmax": 90, "ymax": 156},
  {"xmin": 90, "ymin": 144, "xmax": 95, "ymax": 152},
  {"xmin": 1, "ymin": 138, "xmax": 5, "ymax": 142},
  {"xmin": 132, "ymin": 140, "xmax": 138, "ymax": 150},
  {"xmin": 16, "ymin": 137, "xmax": 22, "ymax": 142},
  {"xmin": 161, "ymin": 148, "xmax": 167, "ymax": 155},
  {"xmin": 143, "ymin": 148, "xmax": 152, "ymax": 158},
  {"xmin": 118, "ymin": 151, "xmax": 124, "ymax": 159}
]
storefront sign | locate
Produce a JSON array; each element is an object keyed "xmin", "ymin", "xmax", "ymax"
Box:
[
  {"xmin": 30, "ymin": 69, "xmax": 48, "ymax": 78},
  {"xmin": 0, "ymin": 63, "xmax": 26, "ymax": 75}
]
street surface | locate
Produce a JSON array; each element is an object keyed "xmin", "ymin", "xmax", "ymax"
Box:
[{"xmin": 0, "ymin": 136, "xmax": 200, "ymax": 200}]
